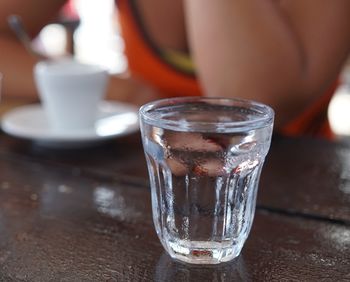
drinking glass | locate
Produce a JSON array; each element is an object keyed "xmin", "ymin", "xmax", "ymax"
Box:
[{"xmin": 139, "ymin": 97, "xmax": 274, "ymax": 264}]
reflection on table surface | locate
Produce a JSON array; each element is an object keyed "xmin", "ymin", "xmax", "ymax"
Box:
[{"xmin": 0, "ymin": 98, "xmax": 349, "ymax": 281}]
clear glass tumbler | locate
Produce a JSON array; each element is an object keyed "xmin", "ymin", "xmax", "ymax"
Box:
[{"xmin": 139, "ymin": 97, "xmax": 274, "ymax": 264}]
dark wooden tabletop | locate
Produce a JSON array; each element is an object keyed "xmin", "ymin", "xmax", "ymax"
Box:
[{"xmin": 0, "ymin": 113, "xmax": 349, "ymax": 281}]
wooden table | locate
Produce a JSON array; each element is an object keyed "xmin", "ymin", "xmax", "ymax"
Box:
[{"xmin": 0, "ymin": 101, "xmax": 349, "ymax": 281}]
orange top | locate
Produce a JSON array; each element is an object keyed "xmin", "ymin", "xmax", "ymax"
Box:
[
  {"xmin": 281, "ymin": 81, "xmax": 338, "ymax": 139},
  {"xmin": 117, "ymin": 0, "xmax": 336, "ymax": 139},
  {"xmin": 117, "ymin": 0, "xmax": 201, "ymax": 98}
]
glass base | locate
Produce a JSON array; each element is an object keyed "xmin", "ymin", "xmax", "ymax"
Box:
[{"xmin": 165, "ymin": 239, "xmax": 243, "ymax": 264}]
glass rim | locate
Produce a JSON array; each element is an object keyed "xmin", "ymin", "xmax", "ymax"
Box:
[{"xmin": 139, "ymin": 96, "xmax": 274, "ymax": 132}]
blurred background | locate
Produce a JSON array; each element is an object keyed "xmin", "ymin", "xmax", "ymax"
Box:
[
  {"xmin": 35, "ymin": 0, "xmax": 127, "ymax": 74},
  {"xmin": 36, "ymin": 0, "xmax": 350, "ymax": 141}
]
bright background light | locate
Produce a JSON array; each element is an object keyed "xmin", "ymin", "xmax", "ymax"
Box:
[
  {"xmin": 37, "ymin": 0, "xmax": 127, "ymax": 74},
  {"xmin": 73, "ymin": 0, "xmax": 127, "ymax": 74},
  {"xmin": 328, "ymin": 65, "xmax": 350, "ymax": 138}
]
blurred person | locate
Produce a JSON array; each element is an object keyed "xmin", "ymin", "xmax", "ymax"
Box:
[{"xmin": 0, "ymin": 0, "xmax": 350, "ymax": 139}]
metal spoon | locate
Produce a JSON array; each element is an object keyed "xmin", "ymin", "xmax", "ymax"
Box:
[{"xmin": 7, "ymin": 14, "xmax": 47, "ymax": 60}]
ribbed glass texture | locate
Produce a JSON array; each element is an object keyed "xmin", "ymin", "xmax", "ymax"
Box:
[{"xmin": 140, "ymin": 97, "xmax": 274, "ymax": 264}]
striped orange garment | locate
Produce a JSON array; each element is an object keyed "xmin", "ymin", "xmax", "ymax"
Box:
[
  {"xmin": 117, "ymin": 0, "xmax": 201, "ymax": 98},
  {"xmin": 117, "ymin": 0, "xmax": 336, "ymax": 139}
]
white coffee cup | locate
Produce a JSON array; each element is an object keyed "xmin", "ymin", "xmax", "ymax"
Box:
[{"xmin": 34, "ymin": 58, "xmax": 109, "ymax": 133}]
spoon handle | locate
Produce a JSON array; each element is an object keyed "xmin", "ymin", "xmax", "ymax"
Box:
[{"xmin": 7, "ymin": 14, "xmax": 47, "ymax": 60}]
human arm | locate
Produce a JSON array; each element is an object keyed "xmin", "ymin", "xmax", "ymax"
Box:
[
  {"xmin": 183, "ymin": 0, "xmax": 350, "ymax": 127},
  {"xmin": 106, "ymin": 74, "xmax": 160, "ymax": 106},
  {"xmin": 0, "ymin": 0, "xmax": 67, "ymax": 98}
]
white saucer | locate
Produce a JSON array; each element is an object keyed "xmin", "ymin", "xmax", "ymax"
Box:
[{"xmin": 1, "ymin": 101, "xmax": 140, "ymax": 148}]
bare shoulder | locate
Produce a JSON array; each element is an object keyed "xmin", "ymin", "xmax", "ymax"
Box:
[
  {"xmin": 278, "ymin": 0, "xmax": 350, "ymax": 90},
  {"xmin": 136, "ymin": 0, "xmax": 187, "ymax": 52},
  {"xmin": 278, "ymin": 0, "xmax": 350, "ymax": 48}
]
